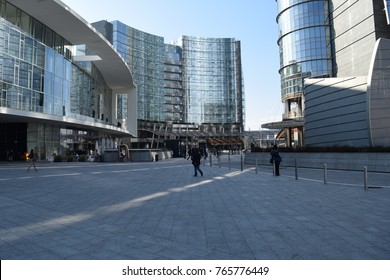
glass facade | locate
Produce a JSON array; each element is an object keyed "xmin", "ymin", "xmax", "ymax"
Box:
[
  {"xmin": 0, "ymin": 0, "xmax": 127, "ymax": 159},
  {"xmin": 111, "ymin": 21, "xmax": 165, "ymax": 122},
  {"xmin": 0, "ymin": 0, "xmax": 115, "ymax": 121},
  {"xmin": 277, "ymin": 0, "xmax": 333, "ymax": 101},
  {"xmin": 0, "ymin": 0, "xmax": 72, "ymax": 116},
  {"xmin": 182, "ymin": 36, "xmax": 244, "ymax": 125},
  {"xmin": 95, "ymin": 21, "xmax": 245, "ymax": 128}
]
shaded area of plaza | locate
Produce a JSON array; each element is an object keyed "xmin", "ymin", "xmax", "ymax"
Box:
[{"xmin": 0, "ymin": 156, "xmax": 389, "ymax": 260}]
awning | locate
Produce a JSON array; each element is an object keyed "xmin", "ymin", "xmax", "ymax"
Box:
[{"xmin": 262, "ymin": 118, "xmax": 304, "ymax": 129}]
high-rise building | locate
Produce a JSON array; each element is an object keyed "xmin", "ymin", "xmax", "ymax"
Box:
[
  {"xmin": 94, "ymin": 21, "xmax": 245, "ymax": 151},
  {"xmin": 110, "ymin": 21, "xmax": 165, "ymax": 122},
  {"xmin": 0, "ymin": 0, "xmax": 136, "ymax": 161},
  {"xmin": 266, "ymin": 0, "xmax": 390, "ymax": 147},
  {"xmin": 181, "ymin": 36, "xmax": 244, "ymax": 126}
]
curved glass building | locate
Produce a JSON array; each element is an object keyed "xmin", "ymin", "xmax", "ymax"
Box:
[
  {"xmin": 272, "ymin": 0, "xmax": 390, "ymax": 147},
  {"xmin": 110, "ymin": 21, "xmax": 165, "ymax": 122},
  {"xmin": 94, "ymin": 21, "xmax": 245, "ymax": 150},
  {"xmin": 277, "ymin": 0, "xmax": 332, "ymax": 115},
  {"xmin": 269, "ymin": 0, "xmax": 333, "ymax": 146},
  {"xmin": 0, "ymin": 0, "xmax": 136, "ymax": 160}
]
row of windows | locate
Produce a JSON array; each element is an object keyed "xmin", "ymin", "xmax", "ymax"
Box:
[
  {"xmin": 0, "ymin": 20, "xmax": 115, "ymax": 123},
  {"xmin": 182, "ymin": 36, "xmax": 237, "ymax": 47},
  {"xmin": 164, "ymin": 65, "xmax": 181, "ymax": 73},
  {"xmin": 0, "ymin": 0, "xmax": 72, "ymax": 59},
  {"xmin": 278, "ymin": 1, "xmax": 328, "ymax": 36},
  {"xmin": 113, "ymin": 21, "xmax": 164, "ymax": 44},
  {"xmin": 281, "ymin": 60, "xmax": 331, "ymax": 97},
  {"xmin": 277, "ymin": 0, "xmax": 332, "ymax": 99},
  {"xmin": 0, "ymin": 21, "xmax": 72, "ymax": 117},
  {"xmin": 114, "ymin": 37, "xmax": 165, "ymax": 54},
  {"xmin": 183, "ymin": 50, "xmax": 237, "ymax": 60},
  {"xmin": 280, "ymin": 39, "xmax": 329, "ymax": 67},
  {"xmin": 277, "ymin": 0, "xmax": 316, "ymax": 13}
]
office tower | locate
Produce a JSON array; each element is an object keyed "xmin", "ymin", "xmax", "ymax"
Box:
[
  {"xmin": 181, "ymin": 36, "xmax": 244, "ymax": 126},
  {"xmin": 94, "ymin": 21, "xmax": 245, "ymax": 149}
]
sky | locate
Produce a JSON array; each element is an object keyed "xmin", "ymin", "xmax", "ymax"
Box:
[{"xmin": 61, "ymin": 0, "xmax": 283, "ymax": 131}]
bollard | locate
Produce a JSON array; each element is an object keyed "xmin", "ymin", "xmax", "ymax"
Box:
[
  {"xmin": 364, "ymin": 166, "xmax": 368, "ymax": 190},
  {"xmin": 324, "ymin": 163, "xmax": 328, "ymax": 184},
  {"xmin": 240, "ymin": 151, "xmax": 243, "ymax": 171},
  {"xmin": 228, "ymin": 153, "xmax": 231, "ymax": 170},
  {"xmin": 210, "ymin": 154, "xmax": 212, "ymax": 167},
  {"xmin": 273, "ymin": 161, "xmax": 276, "ymax": 176},
  {"xmin": 255, "ymin": 159, "xmax": 258, "ymax": 174},
  {"xmin": 295, "ymin": 159, "xmax": 298, "ymax": 180}
]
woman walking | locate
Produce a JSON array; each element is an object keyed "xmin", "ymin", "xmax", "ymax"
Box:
[
  {"xmin": 191, "ymin": 148, "xmax": 203, "ymax": 177},
  {"xmin": 27, "ymin": 149, "xmax": 37, "ymax": 172}
]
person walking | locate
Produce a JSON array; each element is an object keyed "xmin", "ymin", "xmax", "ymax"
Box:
[
  {"xmin": 7, "ymin": 149, "xmax": 13, "ymax": 162},
  {"xmin": 191, "ymin": 148, "xmax": 203, "ymax": 177},
  {"xmin": 270, "ymin": 144, "xmax": 282, "ymax": 176},
  {"xmin": 27, "ymin": 148, "xmax": 37, "ymax": 172}
]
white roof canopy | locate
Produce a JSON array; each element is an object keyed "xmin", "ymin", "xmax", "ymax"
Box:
[{"xmin": 9, "ymin": 0, "xmax": 135, "ymax": 90}]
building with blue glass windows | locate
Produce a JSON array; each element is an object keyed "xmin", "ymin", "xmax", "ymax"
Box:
[
  {"xmin": 0, "ymin": 0, "xmax": 137, "ymax": 161},
  {"xmin": 265, "ymin": 0, "xmax": 390, "ymax": 147},
  {"xmin": 93, "ymin": 20, "xmax": 245, "ymax": 152}
]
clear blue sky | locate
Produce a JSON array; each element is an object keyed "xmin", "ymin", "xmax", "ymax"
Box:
[{"xmin": 61, "ymin": 0, "xmax": 283, "ymax": 131}]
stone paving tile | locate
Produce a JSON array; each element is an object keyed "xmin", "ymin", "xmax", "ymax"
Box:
[{"xmin": 1, "ymin": 157, "xmax": 390, "ymax": 260}]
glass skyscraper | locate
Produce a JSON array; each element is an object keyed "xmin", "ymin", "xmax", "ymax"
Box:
[
  {"xmin": 181, "ymin": 36, "xmax": 244, "ymax": 126},
  {"xmin": 94, "ymin": 21, "xmax": 245, "ymax": 136},
  {"xmin": 111, "ymin": 21, "xmax": 165, "ymax": 122},
  {"xmin": 263, "ymin": 0, "xmax": 333, "ymax": 146},
  {"xmin": 277, "ymin": 0, "xmax": 332, "ymax": 117}
]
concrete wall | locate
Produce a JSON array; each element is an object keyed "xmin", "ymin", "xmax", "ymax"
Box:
[
  {"xmin": 331, "ymin": 0, "xmax": 378, "ymax": 77},
  {"xmin": 129, "ymin": 149, "xmax": 173, "ymax": 162},
  {"xmin": 304, "ymin": 76, "xmax": 370, "ymax": 147},
  {"xmin": 245, "ymin": 152, "xmax": 390, "ymax": 172}
]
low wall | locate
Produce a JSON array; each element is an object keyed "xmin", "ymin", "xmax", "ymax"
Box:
[
  {"xmin": 129, "ymin": 149, "xmax": 173, "ymax": 162},
  {"xmin": 244, "ymin": 152, "xmax": 390, "ymax": 173},
  {"xmin": 103, "ymin": 149, "xmax": 119, "ymax": 162}
]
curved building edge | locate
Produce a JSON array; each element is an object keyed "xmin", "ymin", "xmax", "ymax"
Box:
[
  {"xmin": 366, "ymin": 37, "xmax": 390, "ymax": 147},
  {"xmin": 1, "ymin": 0, "xmax": 137, "ymax": 161}
]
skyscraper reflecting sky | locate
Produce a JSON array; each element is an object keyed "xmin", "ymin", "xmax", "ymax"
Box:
[{"xmin": 276, "ymin": 0, "xmax": 332, "ymax": 119}]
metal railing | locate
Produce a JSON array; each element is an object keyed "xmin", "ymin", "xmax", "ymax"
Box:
[{"xmin": 207, "ymin": 153, "xmax": 390, "ymax": 190}]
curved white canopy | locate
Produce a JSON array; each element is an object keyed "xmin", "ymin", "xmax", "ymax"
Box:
[{"xmin": 9, "ymin": 0, "xmax": 135, "ymax": 89}]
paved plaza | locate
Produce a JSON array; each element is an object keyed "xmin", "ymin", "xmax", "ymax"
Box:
[{"xmin": 0, "ymin": 156, "xmax": 389, "ymax": 260}]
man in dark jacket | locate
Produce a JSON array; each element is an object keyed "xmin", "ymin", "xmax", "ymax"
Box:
[
  {"xmin": 191, "ymin": 148, "xmax": 203, "ymax": 177},
  {"xmin": 270, "ymin": 144, "xmax": 281, "ymax": 176}
]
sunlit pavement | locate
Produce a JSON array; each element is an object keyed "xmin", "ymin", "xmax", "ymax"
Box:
[{"xmin": 0, "ymin": 156, "xmax": 389, "ymax": 260}]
